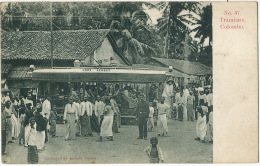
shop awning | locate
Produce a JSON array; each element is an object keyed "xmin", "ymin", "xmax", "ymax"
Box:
[{"xmin": 32, "ymin": 68, "xmax": 166, "ymax": 83}]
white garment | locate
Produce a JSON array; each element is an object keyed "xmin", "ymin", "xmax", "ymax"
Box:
[
  {"xmin": 196, "ymin": 115, "xmax": 207, "ymax": 140},
  {"xmin": 100, "ymin": 115, "xmax": 113, "ymax": 137},
  {"xmin": 84, "ymin": 101, "xmax": 93, "ymax": 116},
  {"xmin": 157, "ymin": 114, "xmax": 168, "ymax": 134},
  {"xmin": 42, "ymin": 99, "xmax": 51, "ymax": 119},
  {"xmin": 94, "ymin": 101, "xmax": 104, "ymax": 117},
  {"xmin": 182, "ymin": 96, "xmax": 187, "ymax": 121},
  {"xmin": 162, "ymin": 84, "xmax": 174, "ymax": 108},
  {"xmin": 24, "ymin": 125, "xmax": 31, "ymax": 146},
  {"xmin": 63, "ymin": 103, "xmax": 79, "ymax": 121},
  {"xmin": 149, "ymin": 106, "xmax": 154, "ymax": 118},
  {"xmin": 162, "ymin": 84, "xmax": 174, "ymax": 98},
  {"xmin": 27, "ymin": 124, "xmax": 37, "ymax": 146},
  {"xmin": 11, "ymin": 114, "xmax": 19, "ymax": 138},
  {"xmin": 207, "ymin": 93, "xmax": 213, "ymax": 106},
  {"xmin": 36, "ymin": 130, "xmax": 45, "ymax": 150},
  {"xmin": 73, "ymin": 102, "xmax": 80, "ymax": 116}
]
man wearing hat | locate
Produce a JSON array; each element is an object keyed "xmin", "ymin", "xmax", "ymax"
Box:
[
  {"xmin": 162, "ymin": 77, "xmax": 175, "ymax": 118},
  {"xmin": 136, "ymin": 93, "xmax": 149, "ymax": 140}
]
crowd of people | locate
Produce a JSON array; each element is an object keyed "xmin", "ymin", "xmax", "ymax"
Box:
[
  {"xmin": 152, "ymin": 77, "xmax": 214, "ymax": 144},
  {"xmin": 1, "ymin": 92, "xmax": 121, "ymax": 163},
  {"xmin": 1, "ymin": 76, "xmax": 213, "ymax": 164}
]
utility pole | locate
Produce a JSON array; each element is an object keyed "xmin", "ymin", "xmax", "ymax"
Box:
[
  {"xmin": 50, "ymin": 2, "xmax": 54, "ymax": 68},
  {"xmin": 164, "ymin": 4, "xmax": 171, "ymax": 59}
]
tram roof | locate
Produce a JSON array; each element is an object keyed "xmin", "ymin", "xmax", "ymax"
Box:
[{"xmin": 32, "ymin": 67, "xmax": 166, "ymax": 83}]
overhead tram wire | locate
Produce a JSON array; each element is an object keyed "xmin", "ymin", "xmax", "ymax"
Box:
[
  {"xmin": 3, "ymin": 16, "xmax": 118, "ymax": 19},
  {"xmin": 46, "ymin": 19, "xmax": 102, "ymax": 66}
]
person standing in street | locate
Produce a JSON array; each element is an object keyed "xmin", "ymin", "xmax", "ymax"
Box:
[
  {"xmin": 74, "ymin": 97, "xmax": 81, "ymax": 137},
  {"xmin": 19, "ymin": 108, "xmax": 26, "ymax": 145},
  {"xmin": 94, "ymin": 95, "xmax": 105, "ymax": 125},
  {"xmin": 4, "ymin": 101, "xmax": 14, "ymax": 143},
  {"xmin": 27, "ymin": 117, "xmax": 38, "ymax": 164},
  {"xmin": 42, "ymin": 96, "xmax": 51, "ymax": 143},
  {"xmin": 162, "ymin": 78, "xmax": 175, "ymax": 119},
  {"xmin": 194, "ymin": 100, "xmax": 207, "ymax": 143},
  {"xmin": 99, "ymin": 98, "xmax": 114, "ymax": 142},
  {"xmin": 10, "ymin": 98, "xmax": 19, "ymax": 139},
  {"xmin": 2, "ymin": 104, "xmax": 7, "ymax": 154},
  {"xmin": 34, "ymin": 103, "xmax": 47, "ymax": 151},
  {"xmin": 49, "ymin": 105, "xmax": 58, "ymax": 137},
  {"xmin": 157, "ymin": 98, "xmax": 169, "ymax": 136},
  {"xmin": 24, "ymin": 103, "xmax": 34, "ymax": 147},
  {"xmin": 110, "ymin": 94, "xmax": 120, "ymax": 133},
  {"xmin": 81, "ymin": 97, "xmax": 93, "ymax": 137},
  {"xmin": 147, "ymin": 102, "xmax": 154, "ymax": 132},
  {"xmin": 187, "ymin": 91, "xmax": 195, "ymax": 121},
  {"xmin": 63, "ymin": 98, "xmax": 79, "ymax": 140},
  {"xmin": 177, "ymin": 92, "xmax": 184, "ymax": 121},
  {"xmin": 136, "ymin": 93, "xmax": 149, "ymax": 140},
  {"xmin": 91, "ymin": 98, "xmax": 100, "ymax": 133},
  {"xmin": 207, "ymin": 106, "xmax": 213, "ymax": 143},
  {"xmin": 144, "ymin": 137, "xmax": 164, "ymax": 163}
]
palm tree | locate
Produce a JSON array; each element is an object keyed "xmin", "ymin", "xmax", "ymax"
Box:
[
  {"xmin": 190, "ymin": 4, "xmax": 212, "ymax": 47},
  {"xmin": 110, "ymin": 2, "xmax": 160, "ymax": 64},
  {"xmin": 190, "ymin": 4, "xmax": 212, "ymax": 66},
  {"xmin": 156, "ymin": 2, "xmax": 200, "ymax": 59}
]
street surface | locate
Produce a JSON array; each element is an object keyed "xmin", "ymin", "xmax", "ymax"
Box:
[{"xmin": 2, "ymin": 119, "xmax": 213, "ymax": 164}]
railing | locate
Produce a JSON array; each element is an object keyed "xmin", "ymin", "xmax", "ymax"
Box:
[{"xmin": 51, "ymin": 66, "xmax": 149, "ymax": 70}]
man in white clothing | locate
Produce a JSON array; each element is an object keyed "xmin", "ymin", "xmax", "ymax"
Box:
[
  {"xmin": 42, "ymin": 96, "xmax": 51, "ymax": 143},
  {"xmin": 63, "ymin": 98, "xmax": 78, "ymax": 140},
  {"xmin": 42, "ymin": 96, "xmax": 51, "ymax": 118},
  {"xmin": 162, "ymin": 78, "xmax": 175, "ymax": 119},
  {"xmin": 95, "ymin": 96, "xmax": 105, "ymax": 125},
  {"xmin": 157, "ymin": 98, "xmax": 169, "ymax": 136},
  {"xmin": 74, "ymin": 97, "xmax": 81, "ymax": 136}
]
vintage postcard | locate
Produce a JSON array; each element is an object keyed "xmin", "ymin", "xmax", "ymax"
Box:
[{"xmin": 0, "ymin": 0, "xmax": 258, "ymax": 164}]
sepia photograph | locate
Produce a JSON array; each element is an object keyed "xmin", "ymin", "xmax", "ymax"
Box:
[{"xmin": 1, "ymin": 1, "xmax": 214, "ymax": 164}]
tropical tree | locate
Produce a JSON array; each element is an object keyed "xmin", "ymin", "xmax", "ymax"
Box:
[
  {"xmin": 156, "ymin": 2, "xmax": 200, "ymax": 59},
  {"xmin": 190, "ymin": 4, "xmax": 212, "ymax": 66},
  {"xmin": 190, "ymin": 4, "xmax": 212, "ymax": 47},
  {"xmin": 110, "ymin": 2, "xmax": 161, "ymax": 64}
]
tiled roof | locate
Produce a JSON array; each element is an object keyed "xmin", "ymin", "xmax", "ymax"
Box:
[
  {"xmin": 9, "ymin": 65, "xmax": 51, "ymax": 80},
  {"xmin": 1, "ymin": 63, "xmax": 12, "ymax": 74},
  {"xmin": 1, "ymin": 29, "xmax": 111, "ymax": 60},
  {"xmin": 146, "ymin": 57, "xmax": 212, "ymax": 75}
]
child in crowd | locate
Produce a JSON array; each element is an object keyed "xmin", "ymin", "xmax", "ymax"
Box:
[
  {"xmin": 147, "ymin": 102, "xmax": 154, "ymax": 132},
  {"xmin": 144, "ymin": 137, "xmax": 164, "ymax": 163},
  {"xmin": 27, "ymin": 117, "xmax": 38, "ymax": 164},
  {"xmin": 19, "ymin": 109, "xmax": 26, "ymax": 145}
]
